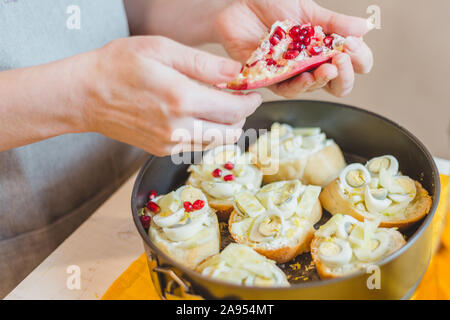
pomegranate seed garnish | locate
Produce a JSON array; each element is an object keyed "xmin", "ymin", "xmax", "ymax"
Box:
[
  {"xmin": 302, "ymin": 26, "xmax": 314, "ymax": 37},
  {"xmin": 249, "ymin": 61, "xmax": 258, "ymax": 67},
  {"xmin": 148, "ymin": 190, "xmax": 158, "ymax": 200},
  {"xmin": 308, "ymin": 46, "xmax": 323, "ymax": 56},
  {"xmin": 192, "ymin": 199, "xmax": 205, "ymax": 210},
  {"xmin": 284, "ymin": 50, "xmax": 300, "ymax": 60},
  {"xmin": 324, "ymin": 36, "xmax": 334, "ymax": 48},
  {"xmin": 269, "ymin": 35, "xmax": 281, "ymax": 46},
  {"xmin": 224, "ymin": 162, "xmax": 234, "ymax": 170},
  {"xmin": 183, "ymin": 201, "xmax": 194, "ymax": 212},
  {"xmin": 140, "ymin": 215, "xmax": 151, "ymax": 229},
  {"xmin": 289, "ymin": 42, "xmax": 305, "ymax": 51},
  {"xmin": 289, "ymin": 25, "xmax": 302, "ymax": 38},
  {"xmin": 273, "ymin": 26, "xmax": 285, "ymax": 39},
  {"xmin": 240, "ymin": 65, "xmax": 244, "ymax": 73},
  {"xmin": 146, "ymin": 201, "xmax": 160, "ymax": 213},
  {"xmin": 268, "ymin": 48, "xmax": 274, "ymax": 54},
  {"xmin": 293, "ymin": 34, "xmax": 305, "ymax": 43},
  {"xmin": 266, "ymin": 58, "xmax": 277, "ymax": 66},
  {"xmin": 212, "ymin": 168, "xmax": 222, "ymax": 178},
  {"xmin": 224, "ymin": 174, "xmax": 235, "ymax": 181},
  {"xmin": 302, "ymin": 36, "xmax": 311, "ymax": 46}
]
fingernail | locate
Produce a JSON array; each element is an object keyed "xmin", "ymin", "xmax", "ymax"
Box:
[
  {"xmin": 221, "ymin": 60, "xmax": 241, "ymax": 77},
  {"xmin": 345, "ymin": 37, "xmax": 361, "ymax": 53}
]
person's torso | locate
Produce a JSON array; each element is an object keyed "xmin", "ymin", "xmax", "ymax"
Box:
[{"xmin": 0, "ymin": 0, "xmax": 146, "ymax": 279}]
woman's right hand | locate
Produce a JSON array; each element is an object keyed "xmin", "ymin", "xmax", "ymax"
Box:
[{"xmin": 77, "ymin": 36, "xmax": 262, "ymax": 156}]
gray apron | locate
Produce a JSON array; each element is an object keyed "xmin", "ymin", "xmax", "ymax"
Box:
[{"xmin": 0, "ymin": 0, "xmax": 147, "ymax": 297}]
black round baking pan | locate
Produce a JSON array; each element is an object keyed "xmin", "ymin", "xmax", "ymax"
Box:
[{"xmin": 131, "ymin": 100, "xmax": 440, "ymax": 300}]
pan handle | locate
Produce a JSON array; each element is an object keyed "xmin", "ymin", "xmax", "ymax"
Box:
[{"xmin": 153, "ymin": 266, "xmax": 203, "ymax": 300}]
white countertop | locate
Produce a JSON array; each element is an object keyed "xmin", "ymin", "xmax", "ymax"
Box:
[{"xmin": 5, "ymin": 157, "xmax": 450, "ymax": 300}]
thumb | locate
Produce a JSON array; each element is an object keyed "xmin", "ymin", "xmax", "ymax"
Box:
[
  {"xmin": 150, "ymin": 37, "xmax": 242, "ymax": 84},
  {"xmin": 309, "ymin": 2, "xmax": 371, "ymax": 37}
]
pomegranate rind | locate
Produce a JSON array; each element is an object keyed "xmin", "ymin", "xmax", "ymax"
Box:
[{"xmin": 217, "ymin": 52, "xmax": 337, "ymax": 90}]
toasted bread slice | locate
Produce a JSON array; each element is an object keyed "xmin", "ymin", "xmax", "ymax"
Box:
[
  {"xmin": 311, "ymin": 216, "xmax": 406, "ymax": 279},
  {"xmin": 196, "ymin": 243, "xmax": 289, "ymax": 287},
  {"xmin": 248, "ymin": 123, "xmax": 345, "ymax": 187},
  {"xmin": 320, "ymin": 178, "xmax": 432, "ymax": 229},
  {"xmin": 148, "ymin": 185, "xmax": 220, "ymax": 269},
  {"xmin": 229, "ymin": 195, "xmax": 322, "ymax": 263}
]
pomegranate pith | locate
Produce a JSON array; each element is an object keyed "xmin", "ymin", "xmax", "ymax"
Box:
[
  {"xmin": 284, "ymin": 50, "xmax": 300, "ymax": 60},
  {"xmin": 146, "ymin": 201, "xmax": 160, "ymax": 213},
  {"xmin": 212, "ymin": 168, "xmax": 222, "ymax": 178},
  {"xmin": 309, "ymin": 46, "xmax": 323, "ymax": 56}
]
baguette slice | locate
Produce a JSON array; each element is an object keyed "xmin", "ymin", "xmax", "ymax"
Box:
[
  {"xmin": 320, "ymin": 178, "xmax": 432, "ymax": 229},
  {"xmin": 148, "ymin": 186, "xmax": 220, "ymax": 269},
  {"xmin": 311, "ymin": 215, "xmax": 406, "ymax": 279},
  {"xmin": 248, "ymin": 123, "xmax": 345, "ymax": 186},
  {"xmin": 228, "ymin": 182, "xmax": 322, "ymax": 263},
  {"xmin": 196, "ymin": 243, "xmax": 289, "ymax": 287}
]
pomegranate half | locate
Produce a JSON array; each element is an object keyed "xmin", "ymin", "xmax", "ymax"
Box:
[{"xmin": 218, "ymin": 20, "xmax": 347, "ymax": 90}]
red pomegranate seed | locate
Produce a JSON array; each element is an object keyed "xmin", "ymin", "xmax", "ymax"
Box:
[
  {"xmin": 146, "ymin": 201, "xmax": 160, "ymax": 213},
  {"xmin": 224, "ymin": 174, "xmax": 235, "ymax": 181},
  {"xmin": 192, "ymin": 199, "xmax": 205, "ymax": 210},
  {"xmin": 324, "ymin": 36, "xmax": 334, "ymax": 48},
  {"xmin": 284, "ymin": 50, "xmax": 300, "ymax": 60},
  {"xmin": 273, "ymin": 26, "xmax": 285, "ymax": 39},
  {"xmin": 140, "ymin": 215, "xmax": 151, "ymax": 229},
  {"xmin": 266, "ymin": 58, "xmax": 277, "ymax": 66},
  {"xmin": 293, "ymin": 34, "xmax": 305, "ymax": 43},
  {"xmin": 302, "ymin": 26, "xmax": 314, "ymax": 37},
  {"xmin": 183, "ymin": 201, "xmax": 194, "ymax": 212},
  {"xmin": 289, "ymin": 25, "xmax": 302, "ymax": 38},
  {"xmin": 268, "ymin": 48, "xmax": 274, "ymax": 54},
  {"xmin": 302, "ymin": 36, "xmax": 311, "ymax": 46},
  {"xmin": 224, "ymin": 162, "xmax": 234, "ymax": 170},
  {"xmin": 212, "ymin": 168, "xmax": 222, "ymax": 178},
  {"xmin": 249, "ymin": 61, "xmax": 258, "ymax": 67},
  {"xmin": 148, "ymin": 190, "xmax": 158, "ymax": 200},
  {"xmin": 269, "ymin": 35, "xmax": 281, "ymax": 46},
  {"xmin": 308, "ymin": 46, "xmax": 323, "ymax": 56}
]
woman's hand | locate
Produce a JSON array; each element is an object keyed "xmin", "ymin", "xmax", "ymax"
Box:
[
  {"xmin": 215, "ymin": 0, "xmax": 374, "ymax": 98},
  {"xmin": 79, "ymin": 36, "xmax": 262, "ymax": 156}
]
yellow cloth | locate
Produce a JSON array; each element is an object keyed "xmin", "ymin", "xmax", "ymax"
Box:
[{"xmin": 102, "ymin": 175, "xmax": 450, "ymax": 300}]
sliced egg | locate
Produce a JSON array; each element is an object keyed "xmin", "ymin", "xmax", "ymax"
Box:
[
  {"xmin": 249, "ymin": 214, "xmax": 283, "ymax": 242},
  {"xmin": 157, "ymin": 191, "xmax": 180, "ymax": 216},
  {"xmin": 296, "ymin": 185, "xmax": 321, "ymax": 217},
  {"xmin": 302, "ymin": 133, "xmax": 326, "ymax": 149},
  {"xmin": 318, "ymin": 238, "xmax": 353, "ymax": 267},
  {"xmin": 339, "ymin": 163, "xmax": 371, "ymax": 191},
  {"xmin": 256, "ymin": 180, "xmax": 302, "ymax": 218},
  {"xmin": 354, "ymin": 230, "xmax": 390, "ymax": 262},
  {"xmin": 366, "ymin": 155, "xmax": 399, "ymax": 176},
  {"xmin": 336, "ymin": 215, "xmax": 359, "ymax": 239},
  {"xmin": 179, "ymin": 185, "xmax": 206, "ymax": 203},
  {"xmin": 201, "ymin": 181, "xmax": 241, "ymax": 199},
  {"xmin": 202, "ymin": 144, "xmax": 241, "ymax": 165},
  {"xmin": 364, "ymin": 185, "xmax": 392, "ymax": 213},
  {"xmin": 235, "ymin": 191, "xmax": 266, "ymax": 217},
  {"xmin": 293, "ymin": 127, "xmax": 321, "ymax": 136},
  {"xmin": 163, "ymin": 214, "xmax": 206, "ymax": 242},
  {"xmin": 270, "ymin": 122, "xmax": 293, "ymax": 141},
  {"xmin": 152, "ymin": 208, "xmax": 185, "ymax": 228}
]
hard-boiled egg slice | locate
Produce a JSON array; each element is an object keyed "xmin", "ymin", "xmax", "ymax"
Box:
[
  {"xmin": 201, "ymin": 181, "xmax": 242, "ymax": 199},
  {"xmin": 163, "ymin": 214, "xmax": 206, "ymax": 242},
  {"xmin": 156, "ymin": 191, "xmax": 181, "ymax": 216},
  {"xmin": 366, "ymin": 155, "xmax": 399, "ymax": 176},
  {"xmin": 296, "ymin": 185, "xmax": 321, "ymax": 217},
  {"xmin": 235, "ymin": 191, "xmax": 266, "ymax": 218},
  {"xmin": 256, "ymin": 180, "xmax": 302, "ymax": 219},
  {"xmin": 335, "ymin": 215, "xmax": 359, "ymax": 239},
  {"xmin": 364, "ymin": 185, "xmax": 392, "ymax": 213},
  {"xmin": 249, "ymin": 213, "xmax": 283, "ymax": 242},
  {"xmin": 318, "ymin": 238, "xmax": 353, "ymax": 267},
  {"xmin": 302, "ymin": 133, "xmax": 326, "ymax": 149},
  {"xmin": 293, "ymin": 127, "xmax": 321, "ymax": 137},
  {"xmin": 353, "ymin": 230, "xmax": 390, "ymax": 262},
  {"xmin": 340, "ymin": 163, "xmax": 371, "ymax": 191},
  {"xmin": 387, "ymin": 176, "xmax": 416, "ymax": 203},
  {"xmin": 179, "ymin": 185, "xmax": 207, "ymax": 204},
  {"xmin": 202, "ymin": 144, "xmax": 241, "ymax": 166},
  {"xmin": 270, "ymin": 122, "xmax": 293, "ymax": 141},
  {"xmin": 152, "ymin": 208, "xmax": 185, "ymax": 228}
]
